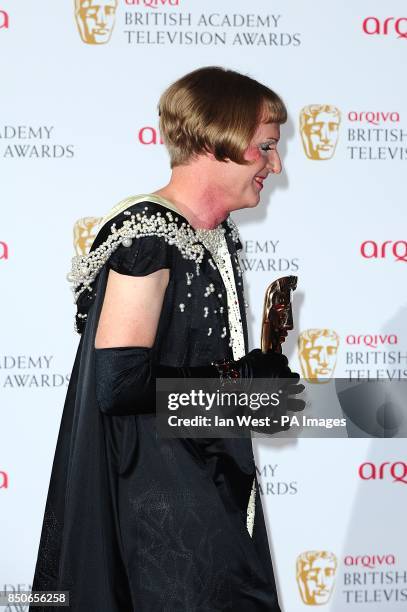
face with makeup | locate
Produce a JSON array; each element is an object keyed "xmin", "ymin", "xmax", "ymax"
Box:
[{"xmin": 211, "ymin": 121, "xmax": 282, "ymax": 213}]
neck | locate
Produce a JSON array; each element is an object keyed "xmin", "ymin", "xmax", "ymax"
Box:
[{"xmin": 153, "ymin": 162, "xmax": 231, "ymax": 230}]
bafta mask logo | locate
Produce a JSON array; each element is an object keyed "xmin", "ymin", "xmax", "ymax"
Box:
[
  {"xmin": 74, "ymin": 0, "xmax": 118, "ymax": 45},
  {"xmin": 296, "ymin": 551, "xmax": 337, "ymax": 605},
  {"xmin": 73, "ymin": 217, "xmax": 102, "ymax": 255},
  {"xmin": 300, "ymin": 105, "xmax": 341, "ymax": 160},
  {"xmin": 299, "ymin": 329, "xmax": 339, "ymax": 383}
]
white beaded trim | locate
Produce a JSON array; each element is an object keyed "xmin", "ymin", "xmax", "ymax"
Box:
[
  {"xmin": 68, "ymin": 208, "xmax": 205, "ymax": 303},
  {"xmin": 246, "ymin": 479, "xmax": 256, "ymax": 537},
  {"xmin": 226, "ymin": 216, "xmax": 241, "ymax": 248},
  {"xmin": 196, "ymin": 229, "xmax": 245, "ymax": 362}
]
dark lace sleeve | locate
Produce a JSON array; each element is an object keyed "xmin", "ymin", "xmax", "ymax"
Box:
[{"xmin": 108, "ymin": 234, "xmax": 172, "ymax": 277}]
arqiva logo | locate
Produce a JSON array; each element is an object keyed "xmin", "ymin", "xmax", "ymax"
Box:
[
  {"xmin": 359, "ymin": 461, "xmax": 407, "ymax": 484},
  {"xmin": 0, "ymin": 241, "xmax": 9, "ymax": 260},
  {"xmin": 361, "ymin": 240, "xmax": 407, "ymax": 262},
  {"xmin": 0, "ymin": 470, "xmax": 9, "ymax": 489},
  {"xmin": 125, "ymin": 0, "xmax": 180, "ymax": 6},
  {"xmin": 348, "ymin": 111, "xmax": 400, "ymax": 125},
  {"xmin": 362, "ymin": 17, "xmax": 407, "ymax": 39},
  {"xmin": 0, "ymin": 9, "xmax": 9, "ymax": 29},
  {"xmin": 344, "ymin": 554, "xmax": 396, "ymax": 568},
  {"xmin": 346, "ymin": 334, "xmax": 397, "ymax": 348}
]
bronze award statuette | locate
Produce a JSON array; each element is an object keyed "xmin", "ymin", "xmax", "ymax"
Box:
[{"xmin": 261, "ymin": 276, "xmax": 298, "ymax": 354}]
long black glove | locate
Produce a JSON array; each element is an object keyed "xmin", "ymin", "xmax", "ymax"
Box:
[
  {"xmin": 94, "ymin": 347, "xmax": 304, "ymax": 421},
  {"xmin": 238, "ymin": 349, "xmax": 305, "ymax": 426}
]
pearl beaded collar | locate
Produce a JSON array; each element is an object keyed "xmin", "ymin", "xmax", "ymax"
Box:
[
  {"xmin": 68, "ymin": 197, "xmax": 241, "ymax": 307},
  {"xmin": 68, "ymin": 196, "xmax": 242, "ymax": 335}
]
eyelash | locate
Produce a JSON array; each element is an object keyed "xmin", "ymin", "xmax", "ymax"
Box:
[{"xmin": 259, "ymin": 142, "xmax": 277, "ymax": 152}]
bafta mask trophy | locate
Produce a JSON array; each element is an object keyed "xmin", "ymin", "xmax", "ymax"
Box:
[{"xmin": 261, "ymin": 276, "xmax": 297, "ymax": 354}]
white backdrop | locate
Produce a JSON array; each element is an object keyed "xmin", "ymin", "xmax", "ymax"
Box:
[{"xmin": 1, "ymin": 1, "xmax": 406, "ymax": 610}]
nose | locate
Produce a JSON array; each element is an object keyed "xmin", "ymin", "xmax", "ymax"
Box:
[
  {"xmin": 266, "ymin": 150, "xmax": 282, "ymax": 174},
  {"xmin": 319, "ymin": 348, "xmax": 328, "ymax": 367},
  {"xmin": 285, "ymin": 305, "xmax": 293, "ymax": 329},
  {"xmin": 96, "ymin": 8, "xmax": 107, "ymax": 25},
  {"xmin": 320, "ymin": 123, "xmax": 330, "ymax": 143},
  {"xmin": 316, "ymin": 570, "xmax": 325, "ymax": 589}
]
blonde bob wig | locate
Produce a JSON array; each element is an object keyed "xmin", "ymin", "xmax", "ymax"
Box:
[{"xmin": 159, "ymin": 66, "xmax": 287, "ymax": 168}]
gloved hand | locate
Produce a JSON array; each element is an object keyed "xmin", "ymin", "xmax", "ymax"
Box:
[
  {"xmin": 232, "ymin": 349, "xmax": 305, "ymax": 434},
  {"xmin": 234, "ymin": 348, "xmax": 292, "ymax": 379},
  {"xmin": 160, "ymin": 347, "xmax": 305, "ymax": 417}
]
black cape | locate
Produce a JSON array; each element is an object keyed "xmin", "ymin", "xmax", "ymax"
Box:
[{"xmin": 30, "ymin": 197, "xmax": 281, "ymax": 611}]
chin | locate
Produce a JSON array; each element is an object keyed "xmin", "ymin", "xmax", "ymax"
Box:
[
  {"xmin": 231, "ymin": 191, "xmax": 261, "ymax": 211},
  {"xmin": 239, "ymin": 200, "xmax": 258, "ymax": 211},
  {"xmin": 249, "ymin": 193, "xmax": 261, "ymax": 207}
]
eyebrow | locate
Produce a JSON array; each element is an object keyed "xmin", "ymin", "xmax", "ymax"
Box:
[{"xmin": 261, "ymin": 137, "xmax": 279, "ymax": 143}]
